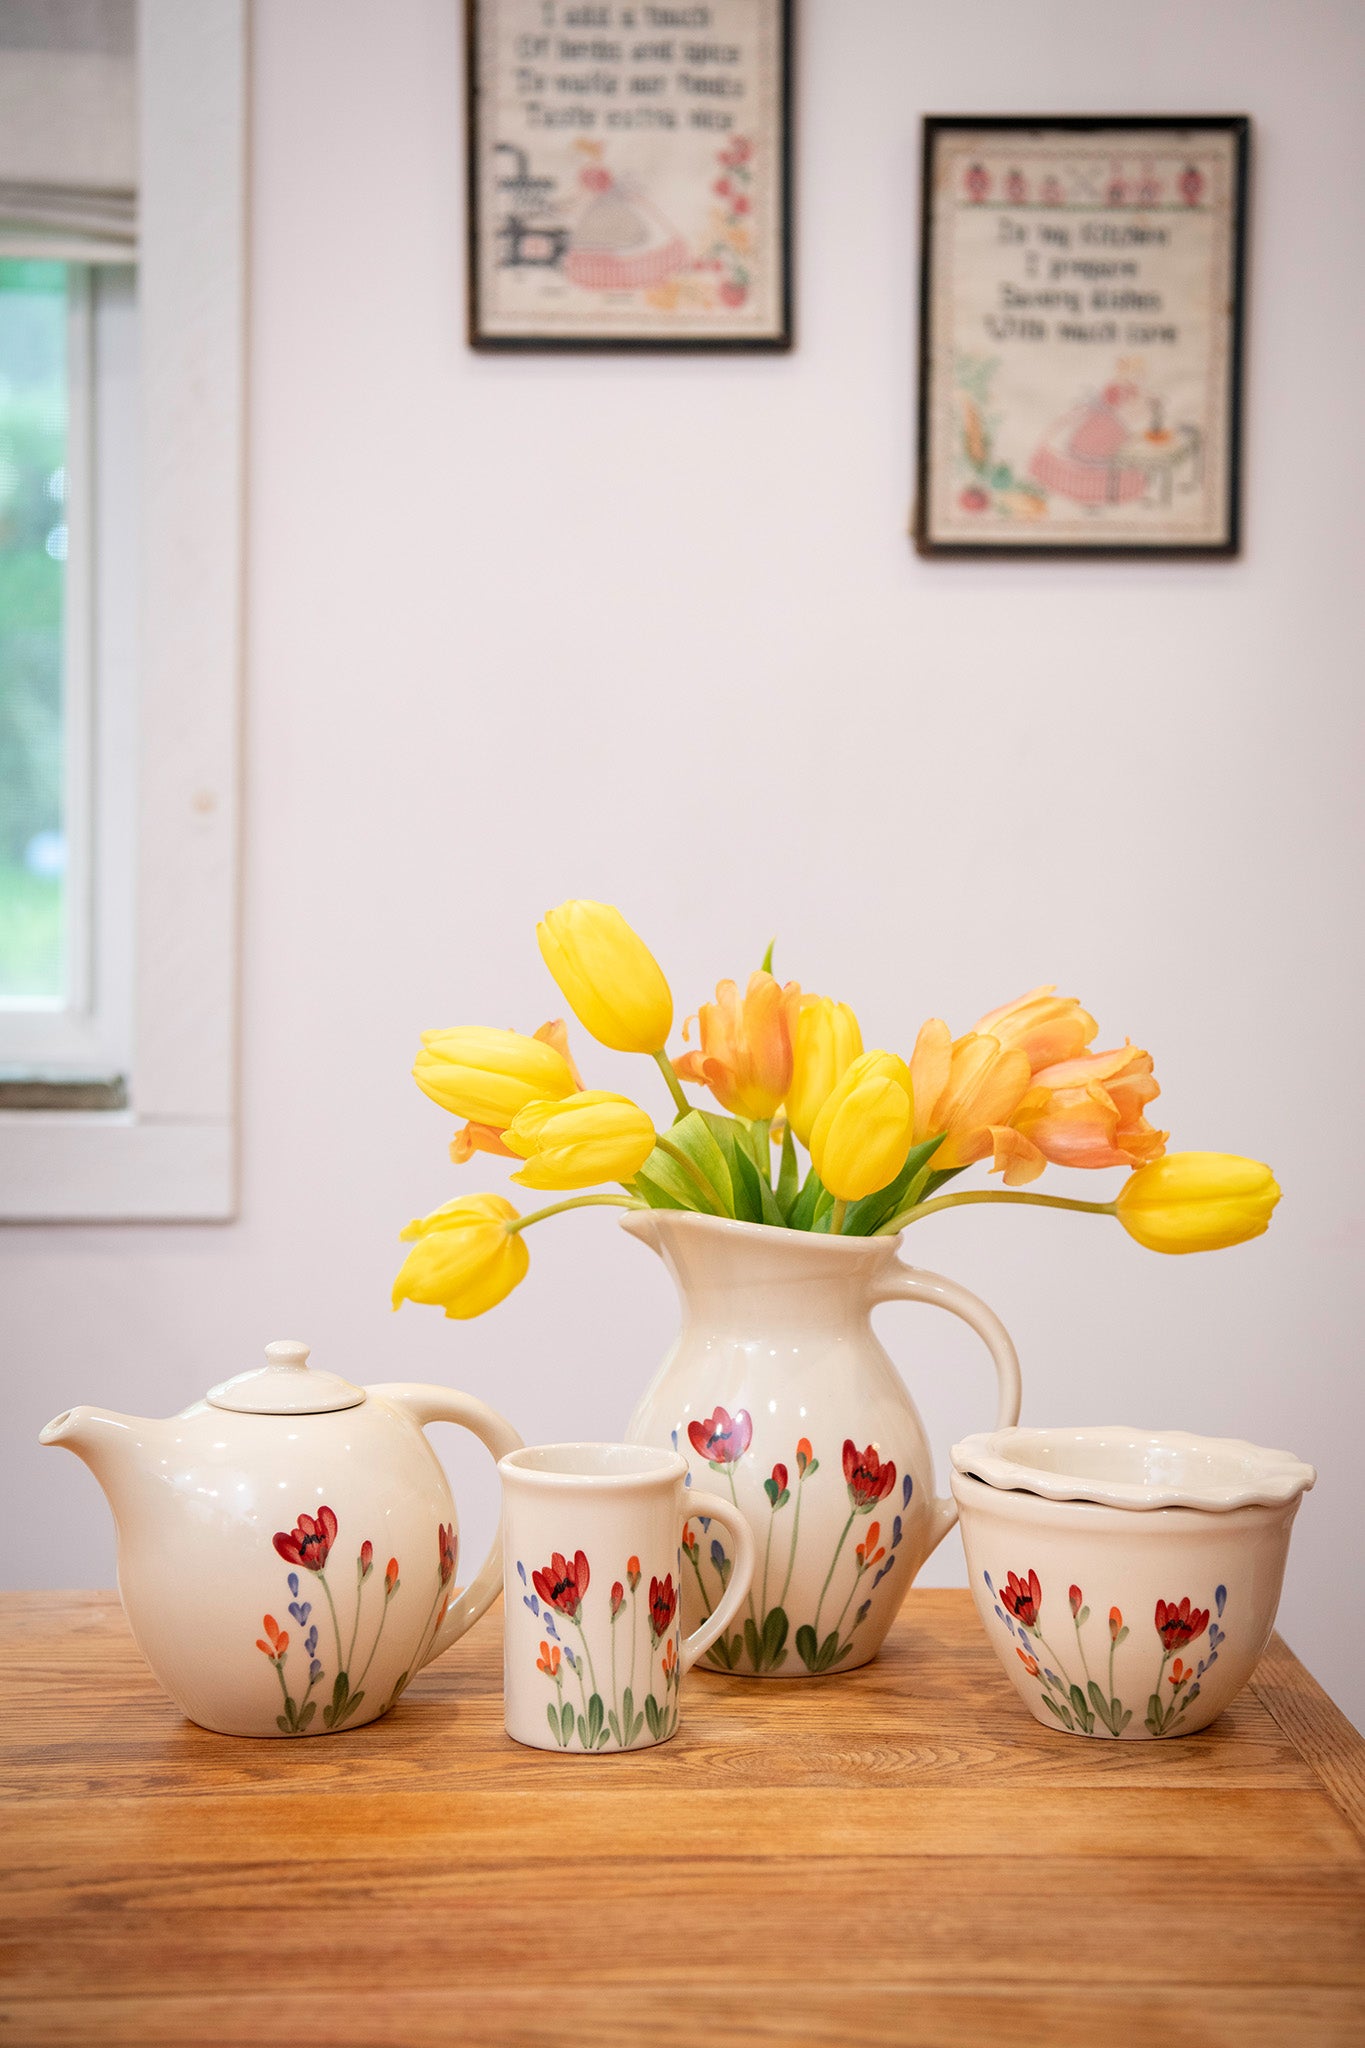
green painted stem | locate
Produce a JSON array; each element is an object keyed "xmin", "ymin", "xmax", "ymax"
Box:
[
  {"xmin": 508, "ymin": 1193, "xmax": 639, "ymax": 1233},
  {"xmin": 652, "ymin": 1048, "xmax": 693, "ymax": 1121},
  {"xmin": 813, "ymin": 1510, "xmax": 855, "ymax": 1640},
  {"xmin": 777, "ymin": 1474, "xmax": 806, "ymax": 1611},
  {"xmin": 572, "ymin": 1613, "xmax": 599, "ymax": 1700},
  {"xmin": 356, "ymin": 1594, "xmax": 391, "ymax": 1690},
  {"xmin": 876, "ymin": 1188, "xmax": 1119, "ymax": 1237},
  {"xmin": 318, "ymin": 1571, "xmax": 344, "ymax": 1674},
  {"xmin": 686, "ymin": 1548, "xmax": 713, "ymax": 1620}
]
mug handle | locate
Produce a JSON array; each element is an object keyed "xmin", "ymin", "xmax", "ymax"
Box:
[
  {"xmin": 681, "ymin": 1489, "xmax": 756, "ymax": 1673},
  {"xmin": 374, "ymin": 1384, "xmax": 524, "ymax": 1666},
  {"xmin": 868, "ymin": 1263, "xmax": 1022, "ymax": 1564}
]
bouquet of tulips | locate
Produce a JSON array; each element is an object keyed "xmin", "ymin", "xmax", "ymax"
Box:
[{"xmin": 393, "ymin": 899, "xmax": 1280, "ymax": 1321}]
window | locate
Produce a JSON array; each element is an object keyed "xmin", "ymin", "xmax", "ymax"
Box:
[
  {"xmin": 0, "ymin": 2, "xmax": 245, "ymax": 1218},
  {"xmin": 0, "ymin": 258, "xmax": 136, "ymax": 1096}
]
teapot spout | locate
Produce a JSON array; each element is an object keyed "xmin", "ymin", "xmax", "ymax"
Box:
[{"xmin": 39, "ymin": 1404, "xmax": 160, "ymax": 1514}]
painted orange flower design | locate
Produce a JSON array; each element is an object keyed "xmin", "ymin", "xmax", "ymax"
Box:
[
  {"xmin": 255, "ymin": 1613, "xmax": 289, "ymax": 1661},
  {"xmin": 537, "ymin": 1641, "xmax": 561, "ymax": 1678}
]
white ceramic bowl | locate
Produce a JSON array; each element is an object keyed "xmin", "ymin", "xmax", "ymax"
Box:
[{"xmin": 950, "ymin": 1425, "xmax": 1315, "ymax": 1741}]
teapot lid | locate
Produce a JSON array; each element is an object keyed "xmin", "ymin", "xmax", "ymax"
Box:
[{"xmin": 207, "ymin": 1340, "xmax": 366, "ymax": 1415}]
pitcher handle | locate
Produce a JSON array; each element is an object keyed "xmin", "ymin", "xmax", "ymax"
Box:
[
  {"xmin": 680, "ymin": 1489, "xmax": 756, "ymax": 1674},
  {"xmin": 869, "ymin": 1264, "xmax": 1022, "ymax": 1562},
  {"xmin": 375, "ymin": 1383, "xmax": 524, "ymax": 1666}
]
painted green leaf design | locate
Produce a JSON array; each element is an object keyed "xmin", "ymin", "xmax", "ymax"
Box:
[
  {"xmin": 276, "ymin": 1714, "xmax": 293, "ymax": 1734},
  {"xmin": 761, "ymin": 1608, "xmax": 789, "ymax": 1667},
  {"xmin": 795, "ymin": 1623, "xmax": 820, "ymax": 1671},
  {"xmin": 644, "ymin": 1693, "xmax": 662, "ymax": 1740},
  {"xmin": 560, "ymin": 1700, "xmax": 575, "ymax": 1744},
  {"xmin": 548, "ymin": 1702, "xmax": 564, "ymax": 1746}
]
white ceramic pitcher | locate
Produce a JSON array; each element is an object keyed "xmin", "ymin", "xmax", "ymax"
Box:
[{"xmin": 623, "ymin": 1211, "xmax": 1022, "ymax": 1677}]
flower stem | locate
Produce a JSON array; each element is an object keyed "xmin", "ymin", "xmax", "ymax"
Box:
[
  {"xmin": 876, "ymin": 1188, "xmax": 1119, "ymax": 1237},
  {"xmin": 507, "ymin": 1192, "xmax": 639, "ymax": 1233},
  {"xmin": 749, "ymin": 1119, "xmax": 772, "ymax": 1188},
  {"xmin": 777, "ymin": 1472, "xmax": 806, "ymax": 1611},
  {"xmin": 813, "ymin": 1509, "xmax": 855, "ymax": 1640},
  {"xmin": 571, "ymin": 1613, "xmax": 599, "ymax": 1699},
  {"xmin": 654, "ymin": 1135, "xmax": 727, "ymax": 1214},
  {"xmin": 356, "ymin": 1595, "xmax": 390, "ymax": 1690},
  {"xmin": 829, "ymin": 1197, "xmax": 848, "ymax": 1236},
  {"xmin": 318, "ymin": 1570, "xmax": 344, "ymax": 1673},
  {"xmin": 686, "ymin": 1547, "xmax": 713, "ymax": 1620},
  {"xmin": 652, "ymin": 1048, "xmax": 693, "ymax": 1121}
]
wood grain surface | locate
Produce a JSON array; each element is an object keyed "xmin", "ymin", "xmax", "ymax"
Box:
[{"xmin": 2, "ymin": 1589, "xmax": 1362, "ymax": 2047}]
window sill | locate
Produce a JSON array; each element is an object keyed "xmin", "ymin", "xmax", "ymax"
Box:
[{"xmin": 0, "ymin": 1110, "xmax": 233, "ymax": 1220}]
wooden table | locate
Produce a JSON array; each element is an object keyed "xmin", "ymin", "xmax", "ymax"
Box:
[{"xmin": 3, "ymin": 1590, "xmax": 1364, "ymax": 2047}]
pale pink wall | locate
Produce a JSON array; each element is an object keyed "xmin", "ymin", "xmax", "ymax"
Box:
[{"xmin": 5, "ymin": 0, "xmax": 1363, "ymax": 1726}]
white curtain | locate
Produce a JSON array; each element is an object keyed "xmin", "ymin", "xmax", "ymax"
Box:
[{"xmin": 0, "ymin": 1, "xmax": 137, "ymax": 260}]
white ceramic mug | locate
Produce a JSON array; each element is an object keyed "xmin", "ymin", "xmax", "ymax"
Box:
[{"xmin": 500, "ymin": 1443, "xmax": 755, "ymax": 1753}]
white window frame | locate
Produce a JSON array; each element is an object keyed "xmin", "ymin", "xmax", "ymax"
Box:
[{"xmin": 0, "ymin": 0, "xmax": 245, "ymax": 1220}]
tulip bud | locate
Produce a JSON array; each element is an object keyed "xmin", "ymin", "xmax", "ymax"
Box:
[
  {"xmin": 674, "ymin": 971, "xmax": 803, "ymax": 1121},
  {"xmin": 808, "ymin": 1050, "xmax": 914, "ymax": 1203},
  {"xmin": 784, "ymin": 996, "xmax": 863, "ymax": 1146},
  {"xmin": 537, "ymin": 900, "xmax": 673, "ymax": 1054},
  {"xmin": 414, "ymin": 1026, "xmax": 577, "ymax": 1128},
  {"xmin": 391, "ymin": 1192, "xmax": 529, "ymax": 1319},
  {"xmin": 502, "ymin": 1090, "xmax": 656, "ymax": 1191},
  {"xmin": 1114, "ymin": 1152, "xmax": 1281, "ymax": 1255}
]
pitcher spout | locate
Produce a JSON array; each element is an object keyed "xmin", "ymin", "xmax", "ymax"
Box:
[{"xmin": 39, "ymin": 1404, "xmax": 160, "ymax": 1514}]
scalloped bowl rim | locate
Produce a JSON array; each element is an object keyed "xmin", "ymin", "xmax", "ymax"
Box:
[{"xmin": 950, "ymin": 1425, "xmax": 1317, "ymax": 1512}]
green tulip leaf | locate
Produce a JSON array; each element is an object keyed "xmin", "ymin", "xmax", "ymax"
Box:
[
  {"xmin": 775, "ymin": 1124, "xmax": 799, "ymax": 1215},
  {"xmin": 786, "ymin": 1166, "xmax": 827, "ymax": 1233}
]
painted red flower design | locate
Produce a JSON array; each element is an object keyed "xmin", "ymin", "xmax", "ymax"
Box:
[
  {"xmin": 1155, "ymin": 1596, "xmax": 1209, "ymax": 1652},
  {"xmin": 255, "ymin": 1613, "xmax": 289, "ymax": 1660},
  {"xmin": 610, "ymin": 1581, "xmax": 625, "ymax": 1618},
  {"xmin": 843, "ymin": 1439, "xmax": 896, "ymax": 1509},
  {"xmin": 360, "ymin": 1540, "xmax": 373, "ymax": 1579},
  {"xmin": 1069, "ymin": 1585, "xmax": 1083, "ymax": 1617},
  {"xmin": 688, "ymin": 1406, "xmax": 752, "ymax": 1465},
  {"xmin": 385, "ymin": 1557, "xmax": 400, "ymax": 1597},
  {"xmin": 1109, "ymin": 1606, "xmax": 1123, "ymax": 1640},
  {"xmin": 533, "ymin": 1550, "xmax": 590, "ymax": 1619},
  {"xmin": 627, "ymin": 1555, "xmax": 641, "ymax": 1590},
  {"xmin": 649, "ymin": 1573, "xmax": 678, "ymax": 1643},
  {"xmin": 1000, "ymin": 1568, "xmax": 1042, "ymax": 1629},
  {"xmin": 273, "ymin": 1505, "xmax": 337, "ymax": 1573},
  {"xmin": 439, "ymin": 1523, "xmax": 457, "ymax": 1586}
]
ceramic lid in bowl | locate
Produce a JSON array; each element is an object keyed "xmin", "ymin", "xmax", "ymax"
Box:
[{"xmin": 951, "ymin": 1424, "xmax": 1316, "ymax": 1512}]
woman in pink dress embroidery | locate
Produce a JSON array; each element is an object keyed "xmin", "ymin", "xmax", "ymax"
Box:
[{"xmin": 1029, "ymin": 381, "xmax": 1150, "ymax": 508}]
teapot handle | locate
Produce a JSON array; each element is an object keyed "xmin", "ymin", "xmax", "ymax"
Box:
[
  {"xmin": 868, "ymin": 1263, "xmax": 1021, "ymax": 1565},
  {"xmin": 376, "ymin": 1384, "xmax": 524, "ymax": 1667}
]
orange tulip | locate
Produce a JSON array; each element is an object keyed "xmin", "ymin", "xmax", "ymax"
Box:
[
  {"xmin": 1012, "ymin": 1044, "xmax": 1167, "ymax": 1171},
  {"xmin": 675, "ymin": 972, "xmax": 803, "ymax": 1121},
  {"xmin": 909, "ymin": 1021, "xmax": 1033, "ymax": 1173},
  {"xmin": 973, "ymin": 985, "xmax": 1098, "ymax": 1074}
]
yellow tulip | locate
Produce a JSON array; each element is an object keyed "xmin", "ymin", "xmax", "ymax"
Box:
[
  {"xmin": 391, "ymin": 1192, "xmax": 528, "ymax": 1319},
  {"xmin": 784, "ymin": 996, "xmax": 863, "ymax": 1147},
  {"xmin": 910, "ymin": 1021, "xmax": 1033, "ymax": 1171},
  {"xmin": 973, "ymin": 985, "xmax": 1098, "ymax": 1074},
  {"xmin": 1114, "ymin": 1152, "xmax": 1281, "ymax": 1255},
  {"xmin": 537, "ymin": 900, "xmax": 673, "ymax": 1054},
  {"xmin": 809, "ymin": 1050, "xmax": 914, "ymax": 1202},
  {"xmin": 414, "ymin": 1024, "xmax": 578, "ymax": 1128},
  {"xmin": 675, "ymin": 972, "xmax": 803, "ymax": 1121},
  {"xmin": 503, "ymin": 1091, "xmax": 656, "ymax": 1191}
]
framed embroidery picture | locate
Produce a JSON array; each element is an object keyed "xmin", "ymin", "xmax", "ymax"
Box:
[
  {"xmin": 915, "ymin": 116, "xmax": 1249, "ymax": 556},
  {"xmin": 465, "ymin": 0, "xmax": 793, "ymax": 350}
]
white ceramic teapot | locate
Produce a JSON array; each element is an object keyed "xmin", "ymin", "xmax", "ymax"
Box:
[{"xmin": 40, "ymin": 1341, "xmax": 522, "ymax": 1737}]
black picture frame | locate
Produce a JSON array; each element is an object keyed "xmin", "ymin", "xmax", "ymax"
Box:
[
  {"xmin": 915, "ymin": 115, "xmax": 1250, "ymax": 557},
  {"xmin": 465, "ymin": 0, "xmax": 794, "ymax": 352}
]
